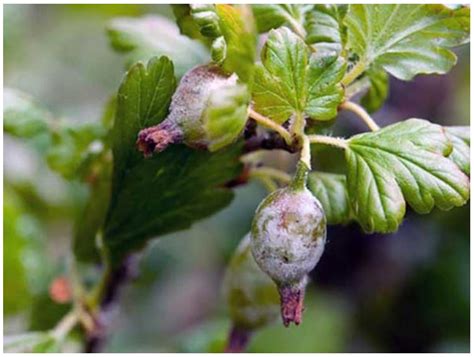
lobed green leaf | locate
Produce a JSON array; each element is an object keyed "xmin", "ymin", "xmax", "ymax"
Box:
[
  {"xmin": 252, "ymin": 27, "xmax": 346, "ymax": 124},
  {"xmin": 305, "ymin": 5, "xmax": 347, "ymax": 55},
  {"xmin": 345, "ymin": 119, "xmax": 470, "ymax": 233},
  {"xmin": 445, "ymin": 126, "xmax": 470, "ymax": 175},
  {"xmin": 251, "ymin": 5, "xmax": 309, "ymax": 34},
  {"xmin": 344, "ymin": 4, "xmax": 470, "ymax": 80},
  {"xmin": 104, "ymin": 57, "xmax": 243, "ymax": 265}
]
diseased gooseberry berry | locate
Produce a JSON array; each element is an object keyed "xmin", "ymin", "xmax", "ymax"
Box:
[
  {"xmin": 250, "ymin": 161, "xmax": 327, "ymax": 326},
  {"xmin": 137, "ymin": 64, "xmax": 246, "ymax": 156}
]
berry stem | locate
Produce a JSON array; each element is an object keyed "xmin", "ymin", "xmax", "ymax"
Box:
[
  {"xmin": 248, "ymin": 108, "xmax": 293, "ymax": 145},
  {"xmin": 290, "ymin": 160, "xmax": 309, "ymax": 192},
  {"xmin": 339, "ymin": 101, "xmax": 380, "ymax": 131},
  {"xmin": 307, "ymin": 135, "xmax": 348, "ymax": 150},
  {"xmin": 300, "ymin": 135, "xmax": 311, "ymax": 170}
]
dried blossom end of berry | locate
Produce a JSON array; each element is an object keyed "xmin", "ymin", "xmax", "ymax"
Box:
[
  {"xmin": 278, "ymin": 279, "xmax": 307, "ymax": 327},
  {"xmin": 136, "ymin": 121, "xmax": 183, "ymax": 157}
]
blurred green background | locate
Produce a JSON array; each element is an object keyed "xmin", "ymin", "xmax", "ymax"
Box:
[{"xmin": 3, "ymin": 4, "xmax": 470, "ymax": 353}]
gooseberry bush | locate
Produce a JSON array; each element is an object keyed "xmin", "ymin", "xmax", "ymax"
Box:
[{"xmin": 4, "ymin": 4, "xmax": 471, "ymax": 353}]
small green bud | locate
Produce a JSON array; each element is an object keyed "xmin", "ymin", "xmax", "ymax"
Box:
[
  {"xmin": 250, "ymin": 161, "xmax": 327, "ymax": 326},
  {"xmin": 223, "ymin": 234, "xmax": 280, "ymax": 352},
  {"xmin": 137, "ymin": 64, "xmax": 249, "ymax": 156}
]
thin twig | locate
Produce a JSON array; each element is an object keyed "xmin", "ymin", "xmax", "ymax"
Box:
[
  {"xmin": 339, "ymin": 101, "xmax": 380, "ymax": 131},
  {"xmin": 248, "ymin": 108, "xmax": 293, "ymax": 145}
]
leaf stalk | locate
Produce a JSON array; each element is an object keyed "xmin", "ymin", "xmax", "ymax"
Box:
[
  {"xmin": 248, "ymin": 108, "xmax": 293, "ymax": 145},
  {"xmin": 339, "ymin": 101, "xmax": 380, "ymax": 131},
  {"xmin": 308, "ymin": 135, "xmax": 348, "ymax": 150}
]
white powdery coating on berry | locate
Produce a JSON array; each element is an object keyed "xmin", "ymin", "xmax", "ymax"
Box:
[
  {"xmin": 250, "ymin": 187, "xmax": 327, "ymax": 286},
  {"xmin": 167, "ymin": 65, "xmax": 238, "ymax": 148}
]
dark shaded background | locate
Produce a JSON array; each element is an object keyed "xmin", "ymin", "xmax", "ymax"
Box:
[{"xmin": 4, "ymin": 4, "xmax": 470, "ymax": 352}]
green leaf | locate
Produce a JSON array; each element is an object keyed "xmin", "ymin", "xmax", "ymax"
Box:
[
  {"xmin": 172, "ymin": 4, "xmax": 210, "ymax": 42},
  {"xmin": 445, "ymin": 126, "xmax": 470, "ymax": 175},
  {"xmin": 191, "ymin": 4, "xmax": 256, "ymax": 82},
  {"xmin": 307, "ymin": 172, "xmax": 352, "ymax": 225},
  {"xmin": 4, "ymin": 332, "xmax": 58, "ymax": 353},
  {"xmin": 305, "ymin": 5, "xmax": 347, "ymax": 55},
  {"xmin": 360, "ymin": 67, "xmax": 389, "ymax": 113},
  {"xmin": 29, "ymin": 292, "xmax": 71, "ymax": 332},
  {"xmin": 346, "ymin": 119, "xmax": 470, "ymax": 233},
  {"xmin": 344, "ymin": 4, "xmax": 470, "ymax": 80},
  {"xmin": 251, "ymin": 5, "xmax": 309, "ymax": 34},
  {"xmin": 104, "ymin": 57, "xmax": 243, "ymax": 265},
  {"xmin": 210, "ymin": 36, "xmax": 226, "ymax": 64},
  {"xmin": 3, "ymin": 88, "xmax": 51, "ymax": 138},
  {"xmin": 111, "ymin": 56, "xmax": 176, "ymax": 180},
  {"xmin": 4, "ymin": 190, "xmax": 39, "ymax": 315},
  {"xmin": 107, "ymin": 15, "xmax": 209, "ymax": 78},
  {"xmin": 46, "ymin": 122, "xmax": 106, "ymax": 180},
  {"xmin": 4, "ymin": 88, "xmax": 107, "ymax": 180},
  {"xmin": 73, "ymin": 158, "xmax": 112, "ymax": 262},
  {"xmin": 192, "ymin": 4, "xmax": 222, "ymax": 38},
  {"xmin": 204, "ymin": 83, "xmax": 250, "ymax": 152},
  {"xmin": 3, "ymin": 88, "xmax": 52, "ymax": 151},
  {"xmin": 252, "ymin": 27, "xmax": 346, "ymax": 124},
  {"xmin": 3, "ymin": 187, "xmax": 52, "ymax": 316}
]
